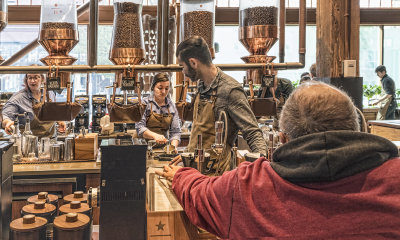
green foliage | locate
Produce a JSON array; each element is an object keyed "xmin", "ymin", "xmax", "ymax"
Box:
[
  {"xmin": 292, "ymin": 80, "xmax": 300, "ymax": 89},
  {"xmin": 363, "ymin": 84, "xmax": 382, "ymax": 99}
]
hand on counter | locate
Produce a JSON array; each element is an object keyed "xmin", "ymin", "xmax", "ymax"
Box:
[
  {"xmin": 57, "ymin": 121, "xmax": 66, "ymax": 133},
  {"xmin": 169, "ymin": 154, "xmax": 182, "ymax": 166},
  {"xmin": 155, "ymin": 164, "xmax": 182, "ymax": 182}
]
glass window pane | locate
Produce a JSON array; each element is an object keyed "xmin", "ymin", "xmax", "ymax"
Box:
[
  {"xmin": 359, "ymin": 26, "xmax": 380, "ymax": 86},
  {"xmin": 381, "ymin": 0, "xmax": 392, "ymax": 7},
  {"xmin": 393, "ymin": 0, "xmax": 400, "ymax": 7},
  {"xmin": 289, "ymin": 0, "xmax": 299, "ymax": 8},
  {"xmin": 216, "ymin": 0, "xmax": 229, "ymax": 7},
  {"xmin": 383, "ymin": 26, "xmax": 400, "ymax": 93},
  {"xmin": 360, "ymin": 0, "xmax": 370, "ymax": 8},
  {"xmin": 369, "ymin": 0, "xmax": 381, "ymax": 7}
]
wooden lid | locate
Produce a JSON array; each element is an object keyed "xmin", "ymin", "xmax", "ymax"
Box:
[
  {"xmin": 63, "ymin": 192, "xmax": 88, "ymax": 203},
  {"xmin": 22, "ymin": 203, "xmax": 56, "ymax": 214},
  {"xmin": 59, "ymin": 202, "xmax": 91, "ymax": 214},
  {"xmin": 53, "ymin": 213, "xmax": 90, "ymax": 230},
  {"xmin": 28, "ymin": 193, "xmax": 58, "ymax": 204},
  {"xmin": 10, "ymin": 215, "xmax": 47, "ymax": 231}
]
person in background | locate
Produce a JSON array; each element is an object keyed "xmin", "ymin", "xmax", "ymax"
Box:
[
  {"xmin": 300, "ymin": 72, "xmax": 311, "ymax": 84},
  {"xmin": 136, "ymin": 73, "xmax": 181, "ymax": 148},
  {"xmin": 370, "ymin": 65, "xmax": 397, "ymax": 120},
  {"xmin": 157, "ymin": 81, "xmax": 400, "ymax": 239},
  {"xmin": 2, "ymin": 68, "xmax": 66, "ymax": 138},
  {"xmin": 309, "ymin": 63, "xmax": 317, "ymax": 80},
  {"xmin": 172, "ymin": 36, "xmax": 267, "ymax": 176}
]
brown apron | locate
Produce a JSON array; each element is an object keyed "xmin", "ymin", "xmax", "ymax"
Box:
[
  {"xmin": 187, "ymin": 92, "xmax": 232, "ymax": 176},
  {"xmin": 146, "ymin": 102, "xmax": 173, "ymax": 136},
  {"xmin": 30, "ymin": 99, "xmax": 56, "ymax": 138},
  {"xmin": 376, "ymin": 96, "xmax": 393, "ymax": 120}
]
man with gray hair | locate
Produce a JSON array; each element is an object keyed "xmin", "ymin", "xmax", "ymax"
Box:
[{"xmin": 157, "ymin": 81, "xmax": 400, "ymax": 239}]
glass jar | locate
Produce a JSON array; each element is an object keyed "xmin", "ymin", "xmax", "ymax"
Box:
[
  {"xmin": 239, "ymin": 0, "xmax": 279, "ymax": 55},
  {"xmin": 180, "ymin": 0, "xmax": 215, "ymax": 58},
  {"xmin": 0, "ymin": 0, "xmax": 7, "ymax": 32},
  {"xmin": 109, "ymin": 0, "xmax": 146, "ymax": 65},
  {"xmin": 39, "ymin": 0, "xmax": 79, "ymax": 56}
]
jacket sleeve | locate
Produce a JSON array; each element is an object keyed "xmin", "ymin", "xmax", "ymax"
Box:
[
  {"xmin": 172, "ymin": 168, "xmax": 238, "ymax": 238},
  {"xmin": 227, "ymin": 88, "xmax": 267, "ymax": 155}
]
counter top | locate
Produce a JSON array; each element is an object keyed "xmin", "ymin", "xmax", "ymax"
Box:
[
  {"xmin": 368, "ymin": 120, "xmax": 400, "ymax": 129},
  {"xmin": 13, "ymin": 161, "xmax": 100, "ymax": 176}
]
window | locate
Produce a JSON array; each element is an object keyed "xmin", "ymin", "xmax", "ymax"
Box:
[
  {"xmin": 359, "ymin": 26, "xmax": 380, "ymax": 86},
  {"xmin": 384, "ymin": 26, "xmax": 400, "ymax": 90}
]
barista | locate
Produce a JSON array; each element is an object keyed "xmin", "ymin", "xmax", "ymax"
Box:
[
  {"xmin": 136, "ymin": 73, "xmax": 181, "ymax": 148},
  {"xmin": 2, "ymin": 71, "xmax": 66, "ymax": 138},
  {"xmin": 172, "ymin": 36, "xmax": 267, "ymax": 176}
]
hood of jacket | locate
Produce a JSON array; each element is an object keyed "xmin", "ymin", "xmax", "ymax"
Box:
[{"xmin": 270, "ymin": 130, "xmax": 399, "ymax": 183}]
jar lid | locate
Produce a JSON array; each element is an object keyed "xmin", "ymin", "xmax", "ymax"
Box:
[
  {"xmin": 63, "ymin": 191, "xmax": 88, "ymax": 203},
  {"xmin": 22, "ymin": 203, "xmax": 56, "ymax": 214},
  {"xmin": 10, "ymin": 215, "xmax": 47, "ymax": 231},
  {"xmin": 28, "ymin": 193, "xmax": 58, "ymax": 204},
  {"xmin": 53, "ymin": 213, "xmax": 90, "ymax": 230},
  {"xmin": 59, "ymin": 202, "xmax": 91, "ymax": 214}
]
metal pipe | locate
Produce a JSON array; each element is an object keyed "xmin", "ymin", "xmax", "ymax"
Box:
[
  {"xmin": 88, "ymin": 0, "xmax": 98, "ymax": 67},
  {"xmin": 156, "ymin": 0, "xmax": 163, "ymax": 64},
  {"xmin": 299, "ymin": 0, "xmax": 306, "ymax": 66},
  {"xmin": 279, "ymin": 0, "xmax": 286, "ymax": 63},
  {"xmin": 161, "ymin": 0, "xmax": 169, "ymax": 65},
  {"xmin": 0, "ymin": 1, "xmax": 92, "ymax": 66},
  {"xmin": 0, "ymin": 62, "xmax": 307, "ymax": 74}
]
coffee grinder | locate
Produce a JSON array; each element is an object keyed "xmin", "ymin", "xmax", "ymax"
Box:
[
  {"xmin": 126, "ymin": 94, "xmax": 138, "ymax": 130},
  {"xmin": 92, "ymin": 95, "xmax": 107, "ymax": 133},
  {"xmin": 74, "ymin": 95, "xmax": 89, "ymax": 133}
]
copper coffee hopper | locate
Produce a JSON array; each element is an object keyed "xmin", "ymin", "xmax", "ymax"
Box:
[
  {"xmin": 0, "ymin": 11, "xmax": 7, "ymax": 63},
  {"xmin": 241, "ymin": 55, "xmax": 276, "ymax": 85},
  {"xmin": 109, "ymin": 48, "xmax": 146, "ymax": 65},
  {"xmin": 239, "ymin": 25, "xmax": 278, "ymax": 56},
  {"xmin": 38, "ymin": 24, "xmax": 79, "ymax": 88}
]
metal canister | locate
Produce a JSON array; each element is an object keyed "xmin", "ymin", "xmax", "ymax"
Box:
[
  {"xmin": 50, "ymin": 144, "xmax": 61, "ymax": 161},
  {"xmin": 64, "ymin": 137, "xmax": 74, "ymax": 161},
  {"xmin": 27, "ymin": 192, "xmax": 58, "ymax": 210},
  {"xmin": 21, "ymin": 202, "xmax": 57, "ymax": 240},
  {"xmin": 59, "ymin": 201, "xmax": 92, "ymax": 219},
  {"xmin": 63, "ymin": 191, "xmax": 88, "ymax": 204},
  {"xmin": 53, "ymin": 213, "xmax": 91, "ymax": 240},
  {"xmin": 10, "ymin": 215, "xmax": 47, "ymax": 240}
]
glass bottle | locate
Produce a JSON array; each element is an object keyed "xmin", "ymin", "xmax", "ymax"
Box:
[{"xmin": 22, "ymin": 117, "xmax": 33, "ymax": 157}]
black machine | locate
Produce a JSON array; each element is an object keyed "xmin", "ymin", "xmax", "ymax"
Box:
[
  {"xmin": 89, "ymin": 138, "xmax": 147, "ymax": 240},
  {"xmin": 92, "ymin": 95, "xmax": 107, "ymax": 133},
  {"xmin": 0, "ymin": 141, "xmax": 13, "ymax": 240},
  {"xmin": 74, "ymin": 95, "xmax": 90, "ymax": 132}
]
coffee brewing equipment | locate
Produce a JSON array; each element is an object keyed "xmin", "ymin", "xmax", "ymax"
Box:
[
  {"xmin": 74, "ymin": 95, "xmax": 89, "ymax": 133},
  {"xmin": 109, "ymin": 0, "xmax": 146, "ymax": 85},
  {"xmin": 38, "ymin": 0, "xmax": 79, "ymax": 88},
  {"xmin": 53, "ymin": 213, "xmax": 91, "ymax": 240},
  {"xmin": 87, "ymin": 138, "xmax": 147, "ymax": 240},
  {"xmin": 239, "ymin": 0, "xmax": 279, "ymax": 87},
  {"xmin": 92, "ymin": 95, "xmax": 107, "ymax": 133},
  {"xmin": 180, "ymin": 0, "xmax": 215, "ymax": 58},
  {"xmin": 10, "ymin": 215, "xmax": 47, "ymax": 240},
  {"xmin": 0, "ymin": 0, "xmax": 7, "ymax": 63},
  {"xmin": 112, "ymin": 94, "xmax": 125, "ymax": 132}
]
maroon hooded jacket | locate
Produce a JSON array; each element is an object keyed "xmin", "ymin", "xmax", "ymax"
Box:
[{"xmin": 172, "ymin": 131, "xmax": 400, "ymax": 239}]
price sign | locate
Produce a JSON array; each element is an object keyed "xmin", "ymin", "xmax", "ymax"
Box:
[
  {"xmin": 121, "ymin": 76, "xmax": 136, "ymax": 91},
  {"xmin": 47, "ymin": 77, "xmax": 61, "ymax": 91}
]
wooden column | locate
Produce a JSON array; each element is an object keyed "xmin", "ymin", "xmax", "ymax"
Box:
[{"xmin": 316, "ymin": 0, "xmax": 360, "ymax": 78}]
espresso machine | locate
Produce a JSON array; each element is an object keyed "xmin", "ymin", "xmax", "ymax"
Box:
[
  {"xmin": 92, "ymin": 95, "xmax": 107, "ymax": 133},
  {"xmin": 74, "ymin": 95, "xmax": 89, "ymax": 133}
]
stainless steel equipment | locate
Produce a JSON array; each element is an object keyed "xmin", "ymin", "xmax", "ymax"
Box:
[{"xmin": 64, "ymin": 137, "xmax": 74, "ymax": 161}]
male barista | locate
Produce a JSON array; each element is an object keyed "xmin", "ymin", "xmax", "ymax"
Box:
[{"xmin": 173, "ymin": 36, "xmax": 267, "ymax": 176}]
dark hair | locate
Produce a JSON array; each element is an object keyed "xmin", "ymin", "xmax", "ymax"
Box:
[
  {"xmin": 176, "ymin": 36, "xmax": 213, "ymax": 66},
  {"xmin": 301, "ymin": 72, "xmax": 310, "ymax": 78},
  {"xmin": 151, "ymin": 72, "xmax": 170, "ymax": 90},
  {"xmin": 309, "ymin": 63, "xmax": 317, "ymax": 78},
  {"xmin": 375, "ymin": 65, "xmax": 386, "ymax": 73}
]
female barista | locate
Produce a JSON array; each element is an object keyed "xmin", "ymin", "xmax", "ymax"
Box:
[
  {"xmin": 2, "ymin": 71, "xmax": 66, "ymax": 137},
  {"xmin": 136, "ymin": 73, "xmax": 181, "ymax": 148}
]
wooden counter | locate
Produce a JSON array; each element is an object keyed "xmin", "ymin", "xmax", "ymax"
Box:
[
  {"xmin": 369, "ymin": 120, "xmax": 400, "ymax": 141},
  {"xmin": 13, "ymin": 161, "xmax": 100, "ymax": 176}
]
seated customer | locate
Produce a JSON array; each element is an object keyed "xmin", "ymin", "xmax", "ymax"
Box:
[
  {"xmin": 157, "ymin": 81, "xmax": 400, "ymax": 239},
  {"xmin": 136, "ymin": 73, "xmax": 181, "ymax": 148},
  {"xmin": 2, "ymin": 70, "xmax": 66, "ymax": 138}
]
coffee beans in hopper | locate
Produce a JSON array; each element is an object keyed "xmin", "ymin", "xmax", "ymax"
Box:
[
  {"xmin": 240, "ymin": 6, "xmax": 278, "ymax": 26},
  {"xmin": 112, "ymin": 2, "xmax": 143, "ymax": 49},
  {"xmin": 183, "ymin": 11, "xmax": 214, "ymax": 47},
  {"xmin": 41, "ymin": 22, "xmax": 75, "ymax": 30}
]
